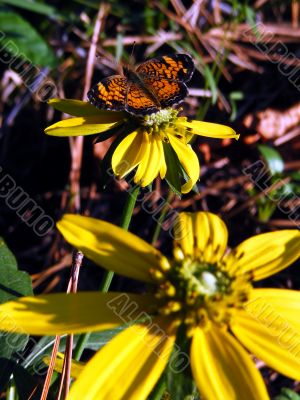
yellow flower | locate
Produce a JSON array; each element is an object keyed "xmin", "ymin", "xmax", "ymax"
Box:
[
  {"xmin": 1, "ymin": 212, "xmax": 300, "ymax": 399},
  {"xmin": 45, "ymin": 99, "xmax": 239, "ymax": 193}
]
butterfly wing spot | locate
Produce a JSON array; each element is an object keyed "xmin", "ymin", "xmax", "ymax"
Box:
[{"xmin": 87, "ymin": 75, "xmax": 127, "ymax": 111}]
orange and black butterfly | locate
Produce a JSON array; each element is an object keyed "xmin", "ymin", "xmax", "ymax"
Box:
[{"xmin": 87, "ymin": 54, "xmax": 195, "ymax": 116}]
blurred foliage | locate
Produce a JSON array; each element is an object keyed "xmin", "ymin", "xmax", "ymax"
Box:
[
  {"xmin": 0, "ymin": 238, "xmax": 33, "ymax": 392},
  {"xmin": 247, "ymin": 145, "xmax": 300, "ymax": 223},
  {"xmin": 1, "ymin": 0, "xmax": 300, "ymax": 398},
  {"xmin": 274, "ymin": 388, "xmax": 300, "ymax": 400}
]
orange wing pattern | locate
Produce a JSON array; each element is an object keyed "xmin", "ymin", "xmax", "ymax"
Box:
[
  {"xmin": 87, "ymin": 54, "xmax": 195, "ymax": 115},
  {"xmin": 87, "ymin": 75, "xmax": 127, "ymax": 111},
  {"xmin": 125, "ymin": 82, "xmax": 160, "ymax": 115},
  {"xmin": 142, "ymin": 77, "xmax": 187, "ymax": 108},
  {"xmin": 136, "ymin": 54, "xmax": 194, "ymax": 82}
]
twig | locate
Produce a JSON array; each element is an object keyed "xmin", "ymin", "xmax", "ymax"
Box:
[
  {"xmin": 40, "ymin": 336, "xmax": 61, "ymax": 400},
  {"xmin": 57, "ymin": 250, "xmax": 84, "ymax": 400},
  {"xmin": 68, "ymin": 3, "xmax": 109, "ymax": 213},
  {"xmin": 31, "ymin": 254, "xmax": 72, "ymax": 289}
]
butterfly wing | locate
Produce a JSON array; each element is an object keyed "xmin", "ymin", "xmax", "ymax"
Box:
[
  {"xmin": 136, "ymin": 54, "xmax": 194, "ymax": 82},
  {"xmin": 125, "ymin": 82, "xmax": 160, "ymax": 115},
  {"xmin": 141, "ymin": 77, "xmax": 188, "ymax": 108},
  {"xmin": 87, "ymin": 75, "xmax": 127, "ymax": 111}
]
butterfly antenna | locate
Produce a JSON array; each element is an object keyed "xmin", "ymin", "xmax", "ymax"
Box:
[{"xmin": 130, "ymin": 41, "xmax": 136, "ymax": 58}]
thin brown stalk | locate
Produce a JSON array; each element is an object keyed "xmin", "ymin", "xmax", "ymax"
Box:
[
  {"xmin": 57, "ymin": 250, "xmax": 84, "ymax": 399},
  {"xmin": 41, "ymin": 336, "xmax": 61, "ymax": 400},
  {"xmin": 69, "ymin": 3, "xmax": 110, "ymax": 213}
]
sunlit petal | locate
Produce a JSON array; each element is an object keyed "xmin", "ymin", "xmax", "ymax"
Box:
[
  {"xmin": 112, "ymin": 131, "xmax": 145, "ymax": 177},
  {"xmin": 45, "ymin": 116, "xmax": 122, "ymax": 137},
  {"xmin": 68, "ymin": 318, "xmax": 177, "ymax": 400},
  {"xmin": 174, "ymin": 212, "xmax": 228, "ymax": 264},
  {"xmin": 191, "ymin": 326, "xmax": 269, "ymax": 400},
  {"xmin": 246, "ymin": 289, "xmax": 300, "ymax": 328},
  {"xmin": 0, "ymin": 292, "xmax": 155, "ymax": 335},
  {"xmin": 158, "ymin": 139, "xmax": 167, "ymax": 179},
  {"xmin": 134, "ymin": 134, "xmax": 161, "ymax": 187},
  {"xmin": 48, "ymin": 98, "xmax": 126, "ymax": 119},
  {"xmin": 225, "ymin": 230, "xmax": 300, "ymax": 280},
  {"xmin": 57, "ymin": 214, "xmax": 162, "ymax": 282},
  {"xmin": 43, "ymin": 353, "xmax": 84, "ymax": 378},
  {"xmin": 232, "ymin": 306, "xmax": 300, "ymax": 381},
  {"xmin": 178, "ymin": 119, "xmax": 239, "ymax": 139}
]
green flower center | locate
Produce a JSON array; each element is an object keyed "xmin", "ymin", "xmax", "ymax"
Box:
[
  {"xmin": 135, "ymin": 109, "xmax": 192, "ymax": 145},
  {"xmin": 151, "ymin": 253, "xmax": 252, "ymax": 335},
  {"xmin": 142, "ymin": 108, "xmax": 179, "ymax": 127}
]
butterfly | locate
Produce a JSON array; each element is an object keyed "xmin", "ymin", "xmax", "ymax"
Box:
[{"xmin": 87, "ymin": 54, "xmax": 194, "ymax": 116}]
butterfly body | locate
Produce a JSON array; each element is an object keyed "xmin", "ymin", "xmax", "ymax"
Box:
[{"xmin": 88, "ymin": 54, "xmax": 195, "ymax": 116}]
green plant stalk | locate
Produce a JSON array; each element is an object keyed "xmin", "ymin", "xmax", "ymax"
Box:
[
  {"xmin": 73, "ymin": 185, "xmax": 140, "ymax": 360},
  {"xmin": 149, "ymin": 375, "xmax": 167, "ymax": 400},
  {"xmin": 6, "ymin": 382, "xmax": 17, "ymax": 400},
  {"xmin": 151, "ymin": 191, "xmax": 174, "ymax": 244}
]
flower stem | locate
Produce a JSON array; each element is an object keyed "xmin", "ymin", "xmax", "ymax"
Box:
[
  {"xmin": 73, "ymin": 184, "xmax": 140, "ymax": 360},
  {"xmin": 151, "ymin": 191, "xmax": 174, "ymax": 245},
  {"xmin": 149, "ymin": 375, "xmax": 167, "ymax": 400}
]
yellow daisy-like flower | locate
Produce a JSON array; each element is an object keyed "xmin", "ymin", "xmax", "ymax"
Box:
[
  {"xmin": 45, "ymin": 99, "xmax": 239, "ymax": 193},
  {"xmin": 1, "ymin": 212, "xmax": 300, "ymax": 399}
]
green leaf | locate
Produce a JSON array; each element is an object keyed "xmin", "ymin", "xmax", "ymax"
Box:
[
  {"xmin": 289, "ymin": 171, "xmax": 300, "ymax": 181},
  {"xmin": 23, "ymin": 327, "xmax": 126, "ymax": 373},
  {"xmin": 0, "ymin": 0, "xmax": 61, "ymax": 18},
  {"xmin": 204, "ymin": 65, "xmax": 218, "ymax": 104},
  {"xmin": 258, "ymin": 144, "xmax": 284, "ymax": 176},
  {"xmin": 273, "ymin": 387, "xmax": 300, "ymax": 400},
  {"xmin": 0, "ymin": 10, "xmax": 57, "ymax": 67},
  {"xmin": 80, "ymin": 326, "xmax": 126, "ymax": 351},
  {"xmin": 163, "ymin": 142, "xmax": 182, "ymax": 197},
  {"xmin": 0, "ymin": 238, "xmax": 33, "ymax": 359},
  {"xmin": 166, "ymin": 324, "xmax": 200, "ymax": 400}
]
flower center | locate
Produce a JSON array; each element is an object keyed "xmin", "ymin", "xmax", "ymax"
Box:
[
  {"xmin": 151, "ymin": 251, "xmax": 252, "ymax": 335},
  {"xmin": 141, "ymin": 108, "xmax": 179, "ymax": 127},
  {"xmin": 135, "ymin": 108, "xmax": 192, "ymax": 145}
]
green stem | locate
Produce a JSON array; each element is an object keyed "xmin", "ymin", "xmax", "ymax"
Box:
[
  {"xmin": 120, "ymin": 184, "xmax": 140, "ymax": 230},
  {"xmin": 149, "ymin": 374, "xmax": 167, "ymax": 400},
  {"xmin": 73, "ymin": 185, "xmax": 140, "ymax": 360},
  {"xmin": 6, "ymin": 383, "xmax": 17, "ymax": 400},
  {"xmin": 151, "ymin": 191, "xmax": 174, "ymax": 245}
]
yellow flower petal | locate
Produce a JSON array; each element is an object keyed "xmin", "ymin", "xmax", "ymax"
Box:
[
  {"xmin": 191, "ymin": 326, "xmax": 269, "ymax": 400},
  {"xmin": 225, "ymin": 230, "xmax": 300, "ymax": 280},
  {"xmin": 247, "ymin": 289, "xmax": 300, "ymax": 327},
  {"xmin": 134, "ymin": 134, "xmax": 161, "ymax": 187},
  {"xmin": 0, "ymin": 292, "xmax": 155, "ymax": 335},
  {"xmin": 43, "ymin": 353, "xmax": 84, "ymax": 378},
  {"xmin": 48, "ymin": 98, "xmax": 125, "ymax": 118},
  {"xmin": 57, "ymin": 214, "xmax": 162, "ymax": 283},
  {"xmin": 232, "ymin": 306, "xmax": 300, "ymax": 381},
  {"xmin": 167, "ymin": 133, "xmax": 200, "ymax": 194},
  {"xmin": 174, "ymin": 212, "xmax": 228, "ymax": 264},
  {"xmin": 158, "ymin": 138, "xmax": 167, "ymax": 179},
  {"xmin": 45, "ymin": 116, "xmax": 122, "ymax": 137},
  {"xmin": 68, "ymin": 318, "xmax": 177, "ymax": 400},
  {"xmin": 112, "ymin": 130, "xmax": 146, "ymax": 178},
  {"xmin": 178, "ymin": 119, "xmax": 239, "ymax": 140}
]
